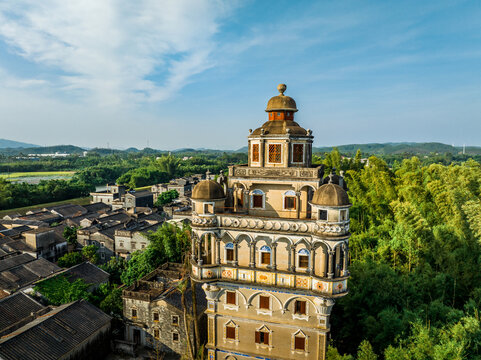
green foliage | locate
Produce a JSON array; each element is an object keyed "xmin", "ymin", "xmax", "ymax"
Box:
[
  {"xmin": 35, "ymin": 275, "xmax": 90, "ymax": 305},
  {"xmin": 120, "ymin": 223, "xmax": 190, "ymax": 285},
  {"xmin": 329, "ymin": 156, "xmax": 481, "ymax": 357},
  {"xmin": 89, "ymin": 283, "xmax": 123, "ymax": 317},
  {"xmin": 63, "ymin": 225, "xmax": 78, "ymax": 245},
  {"xmin": 99, "ymin": 257, "xmax": 127, "ymax": 284},
  {"xmin": 356, "ymin": 340, "xmax": 377, "ymax": 360},
  {"xmin": 82, "ymin": 245, "xmax": 99, "ymax": 264},
  {"xmin": 155, "ymin": 189, "xmax": 179, "ymax": 206},
  {"xmin": 0, "ymin": 178, "xmax": 91, "ymax": 210},
  {"xmin": 57, "ymin": 252, "xmax": 83, "ymax": 268}
]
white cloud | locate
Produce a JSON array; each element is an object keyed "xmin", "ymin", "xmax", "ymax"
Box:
[{"xmin": 0, "ymin": 0, "xmax": 233, "ymax": 106}]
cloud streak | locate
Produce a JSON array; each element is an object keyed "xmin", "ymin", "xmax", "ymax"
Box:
[{"xmin": 0, "ymin": 0, "xmax": 232, "ymax": 106}]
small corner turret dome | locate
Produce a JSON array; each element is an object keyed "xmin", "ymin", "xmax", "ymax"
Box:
[
  {"xmin": 192, "ymin": 180, "xmax": 225, "ymax": 200},
  {"xmin": 311, "ymin": 183, "xmax": 351, "ymax": 207},
  {"xmin": 265, "ymin": 84, "xmax": 298, "ymax": 112}
]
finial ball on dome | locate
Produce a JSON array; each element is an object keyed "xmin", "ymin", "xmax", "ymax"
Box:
[{"xmin": 277, "ymin": 84, "xmax": 287, "ymax": 95}]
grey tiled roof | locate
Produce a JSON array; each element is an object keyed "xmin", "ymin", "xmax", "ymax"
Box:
[
  {"xmin": 0, "ymin": 253, "xmax": 35, "ymax": 272},
  {"xmin": 0, "ymin": 300, "xmax": 111, "ymax": 360},
  {"xmin": 62, "ymin": 262, "xmax": 109, "ymax": 286},
  {"xmin": 0, "ymin": 292, "xmax": 45, "ymax": 333}
]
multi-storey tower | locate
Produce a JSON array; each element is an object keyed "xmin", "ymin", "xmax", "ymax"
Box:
[{"xmin": 190, "ymin": 84, "xmax": 351, "ymax": 360}]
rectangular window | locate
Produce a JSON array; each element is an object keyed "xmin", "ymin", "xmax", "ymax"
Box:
[
  {"xmin": 132, "ymin": 242, "xmax": 136, "ymax": 249},
  {"xmin": 252, "ymin": 144, "xmax": 260, "ymax": 162},
  {"xmin": 172, "ymin": 315, "xmax": 179, "ymax": 326},
  {"xmin": 154, "ymin": 329, "xmax": 159, "ymax": 339},
  {"xmin": 295, "ymin": 336, "xmax": 306, "ymax": 350},
  {"xmin": 226, "ymin": 291, "xmax": 236, "ymax": 305},
  {"xmin": 253, "ymin": 195, "xmax": 263, "ymax": 208},
  {"xmin": 100, "ymin": 242, "xmax": 105, "ymax": 248},
  {"xmin": 261, "ymin": 252, "xmax": 271, "ymax": 265},
  {"xmin": 226, "ymin": 248, "xmax": 234, "ymax": 261},
  {"xmin": 226, "ymin": 326, "xmax": 236, "ymax": 340},
  {"xmin": 293, "ymin": 144, "xmax": 304, "ymax": 163},
  {"xmin": 255, "ymin": 331, "xmax": 269, "ymax": 345},
  {"xmin": 141, "ymin": 243, "xmax": 146, "ymax": 249},
  {"xmin": 101, "ymin": 252, "xmax": 105, "ymax": 259},
  {"xmin": 119, "ymin": 242, "xmax": 124, "ymax": 248},
  {"xmin": 319, "ymin": 209, "xmax": 328, "ymax": 221},
  {"xmin": 284, "ymin": 196, "xmax": 296, "ymax": 210},
  {"xmin": 131, "ymin": 309, "xmax": 137, "ymax": 318},
  {"xmin": 259, "ymin": 296, "xmax": 270, "ymax": 309},
  {"xmin": 295, "ymin": 300, "xmax": 307, "ymax": 315},
  {"xmin": 340, "ymin": 209, "xmax": 348, "ymax": 221},
  {"xmin": 172, "ymin": 332, "xmax": 179, "ymax": 342},
  {"xmin": 153, "ymin": 312, "xmax": 159, "ymax": 322},
  {"xmin": 299, "ymin": 255, "xmax": 309, "ymax": 268},
  {"xmin": 268, "ymin": 144, "xmax": 282, "ymax": 163}
]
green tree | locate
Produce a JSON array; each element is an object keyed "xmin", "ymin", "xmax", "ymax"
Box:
[
  {"xmin": 155, "ymin": 189, "xmax": 179, "ymax": 206},
  {"xmin": 35, "ymin": 275, "xmax": 90, "ymax": 305},
  {"xmin": 356, "ymin": 340, "xmax": 377, "ymax": 360},
  {"xmin": 57, "ymin": 252, "xmax": 83, "ymax": 268},
  {"xmin": 82, "ymin": 245, "xmax": 99, "ymax": 264},
  {"xmin": 63, "ymin": 225, "xmax": 78, "ymax": 245}
]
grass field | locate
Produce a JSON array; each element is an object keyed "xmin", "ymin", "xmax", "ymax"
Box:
[
  {"xmin": 0, "ymin": 171, "xmax": 76, "ymax": 179},
  {"xmin": 0, "ymin": 196, "xmax": 91, "ymax": 217}
]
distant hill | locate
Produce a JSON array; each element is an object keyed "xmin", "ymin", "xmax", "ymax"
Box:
[
  {"xmin": 0, "ymin": 139, "xmax": 39, "ymax": 149},
  {"xmin": 313, "ymin": 142, "xmax": 481, "ymax": 155},
  {"xmin": 0, "ymin": 145, "xmax": 85, "ymax": 156}
]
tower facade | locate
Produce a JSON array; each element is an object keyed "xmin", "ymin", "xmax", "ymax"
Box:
[{"xmin": 191, "ymin": 84, "xmax": 351, "ymax": 360}]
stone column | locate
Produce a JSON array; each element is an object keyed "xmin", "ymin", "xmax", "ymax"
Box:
[
  {"xmin": 233, "ymin": 242, "xmax": 239, "ymax": 266},
  {"xmin": 309, "ymin": 248, "xmax": 316, "ymax": 275},
  {"xmin": 216, "ymin": 238, "xmax": 221, "ymax": 265},
  {"xmin": 197, "ymin": 239, "xmax": 203, "ymax": 266},
  {"xmin": 249, "ymin": 243, "xmax": 255, "ymax": 268},
  {"xmin": 296, "ymin": 191, "xmax": 301, "ymax": 219},
  {"xmin": 233, "ymin": 186, "xmax": 238, "ymax": 212},
  {"xmin": 290, "ymin": 246, "xmax": 296, "ymax": 272},
  {"xmin": 328, "ymin": 250, "xmax": 335, "ymax": 279},
  {"xmin": 271, "ymin": 243, "xmax": 277, "ymax": 270},
  {"xmin": 342, "ymin": 244, "xmax": 349, "ymax": 276},
  {"xmin": 260, "ymin": 139, "xmax": 265, "ymax": 167}
]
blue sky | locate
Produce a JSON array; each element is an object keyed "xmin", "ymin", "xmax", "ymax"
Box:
[{"xmin": 0, "ymin": 0, "xmax": 480, "ymax": 150}]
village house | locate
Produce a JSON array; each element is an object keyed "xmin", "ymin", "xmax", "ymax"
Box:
[{"xmin": 122, "ymin": 263, "xmax": 206, "ymax": 358}]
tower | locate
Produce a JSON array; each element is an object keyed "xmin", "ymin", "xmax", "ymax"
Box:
[{"xmin": 191, "ymin": 84, "xmax": 351, "ymax": 360}]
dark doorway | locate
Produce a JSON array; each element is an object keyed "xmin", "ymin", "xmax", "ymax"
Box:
[{"xmin": 133, "ymin": 329, "xmax": 141, "ymax": 344}]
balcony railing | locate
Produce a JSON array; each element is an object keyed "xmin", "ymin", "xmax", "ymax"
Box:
[
  {"xmin": 192, "ymin": 213, "xmax": 350, "ymax": 236},
  {"xmin": 191, "ymin": 262, "xmax": 348, "ymax": 297}
]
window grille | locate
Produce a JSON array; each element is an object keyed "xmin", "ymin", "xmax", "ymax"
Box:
[
  {"xmin": 252, "ymin": 144, "xmax": 259, "ymax": 162},
  {"xmin": 268, "ymin": 144, "xmax": 282, "ymax": 163}
]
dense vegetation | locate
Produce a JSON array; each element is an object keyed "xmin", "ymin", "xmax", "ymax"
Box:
[{"xmin": 325, "ymin": 153, "xmax": 481, "ymax": 359}]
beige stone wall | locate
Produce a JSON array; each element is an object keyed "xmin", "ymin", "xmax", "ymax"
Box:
[{"xmin": 211, "ymin": 286, "xmax": 328, "ymax": 360}]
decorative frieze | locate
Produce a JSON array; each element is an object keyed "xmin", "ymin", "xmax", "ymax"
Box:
[{"xmin": 230, "ymin": 165, "xmax": 322, "ymax": 179}]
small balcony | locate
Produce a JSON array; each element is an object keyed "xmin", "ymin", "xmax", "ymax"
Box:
[{"xmin": 191, "ymin": 261, "xmax": 348, "ymax": 298}]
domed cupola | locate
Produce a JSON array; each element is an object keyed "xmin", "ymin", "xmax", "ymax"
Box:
[
  {"xmin": 192, "ymin": 180, "xmax": 225, "ymax": 200},
  {"xmin": 311, "ymin": 183, "xmax": 350, "ymax": 207},
  {"xmin": 191, "ymin": 179, "xmax": 225, "ymax": 217},
  {"xmin": 266, "ymin": 84, "xmax": 298, "ymax": 114},
  {"xmin": 311, "ymin": 175, "xmax": 351, "ymax": 222}
]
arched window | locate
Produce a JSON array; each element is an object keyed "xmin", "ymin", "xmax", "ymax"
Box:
[
  {"xmin": 259, "ymin": 245, "xmax": 271, "ymax": 265},
  {"xmin": 251, "ymin": 189, "xmax": 265, "ymax": 209},
  {"xmin": 298, "ymin": 248, "xmax": 310, "ymax": 269},
  {"xmin": 283, "ymin": 190, "xmax": 297, "ymax": 210},
  {"xmin": 225, "ymin": 242, "xmax": 234, "ymax": 262}
]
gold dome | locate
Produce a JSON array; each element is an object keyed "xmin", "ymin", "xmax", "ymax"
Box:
[
  {"xmin": 265, "ymin": 84, "xmax": 298, "ymax": 112},
  {"xmin": 312, "ymin": 183, "xmax": 351, "ymax": 207},
  {"xmin": 192, "ymin": 180, "xmax": 225, "ymax": 200}
]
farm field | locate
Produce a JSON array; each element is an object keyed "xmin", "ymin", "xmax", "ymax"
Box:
[{"xmin": 0, "ymin": 171, "xmax": 76, "ymax": 184}]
